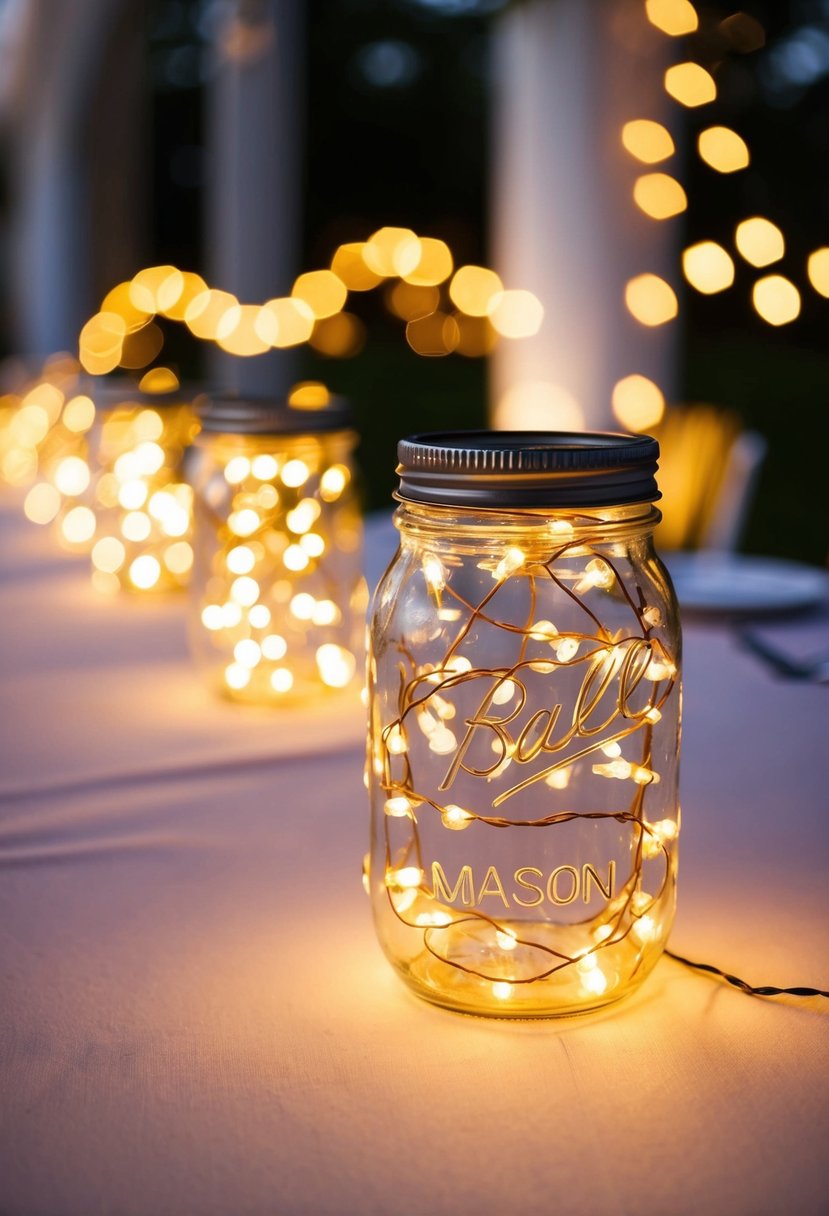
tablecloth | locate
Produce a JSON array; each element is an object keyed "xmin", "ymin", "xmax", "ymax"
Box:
[{"xmin": 1, "ymin": 499, "xmax": 827, "ymax": 1216}]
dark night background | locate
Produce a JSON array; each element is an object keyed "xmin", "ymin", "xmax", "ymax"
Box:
[{"xmin": 58, "ymin": 1, "xmax": 829, "ymax": 557}]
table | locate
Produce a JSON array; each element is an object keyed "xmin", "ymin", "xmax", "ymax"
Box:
[{"xmin": 2, "ymin": 498, "xmax": 827, "ymax": 1216}]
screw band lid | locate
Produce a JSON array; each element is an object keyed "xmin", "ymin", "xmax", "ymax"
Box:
[
  {"xmin": 396, "ymin": 430, "xmax": 660, "ymax": 508},
  {"xmin": 84, "ymin": 377, "xmax": 204, "ymax": 410},
  {"xmin": 198, "ymin": 393, "xmax": 353, "ymax": 435}
]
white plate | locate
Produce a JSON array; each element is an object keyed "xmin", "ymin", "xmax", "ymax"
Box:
[{"xmin": 664, "ymin": 552, "xmax": 829, "ymax": 615}]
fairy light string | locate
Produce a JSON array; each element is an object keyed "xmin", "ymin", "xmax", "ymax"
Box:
[
  {"xmin": 665, "ymin": 950, "xmax": 829, "ymax": 1001},
  {"xmin": 369, "ymin": 505, "xmax": 681, "ymax": 1007},
  {"xmin": 193, "ymin": 426, "xmax": 363, "ymax": 700},
  {"xmin": 369, "ymin": 496, "xmax": 827, "ymax": 1008}
]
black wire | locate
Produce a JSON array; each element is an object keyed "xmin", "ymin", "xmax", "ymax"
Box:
[{"xmin": 665, "ymin": 949, "xmax": 829, "ymax": 999}]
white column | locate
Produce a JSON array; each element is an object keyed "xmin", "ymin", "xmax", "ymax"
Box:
[
  {"xmin": 205, "ymin": 0, "xmax": 303, "ymax": 397},
  {"xmin": 490, "ymin": 0, "xmax": 678, "ymax": 431},
  {"xmin": 5, "ymin": 0, "xmax": 125, "ymax": 357}
]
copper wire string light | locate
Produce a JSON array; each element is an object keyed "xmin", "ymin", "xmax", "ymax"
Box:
[
  {"xmin": 370, "ymin": 516, "xmax": 678, "ymax": 1011},
  {"xmin": 665, "ymin": 950, "xmax": 829, "ymax": 1000},
  {"xmin": 366, "ymin": 433, "xmax": 828, "ymax": 1014},
  {"xmin": 366, "ymin": 432, "xmax": 683, "ymax": 1016},
  {"xmin": 188, "ymin": 397, "xmax": 365, "ymax": 704}
]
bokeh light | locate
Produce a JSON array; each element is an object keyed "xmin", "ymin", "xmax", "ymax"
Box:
[
  {"xmin": 185, "ymin": 289, "xmax": 239, "ymax": 339},
  {"xmin": 53, "ymin": 455, "xmax": 90, "ymax": 496},
  {"xmin": 646, "ymin": 0, "xmax": 698, "ymax": 36},
  {"xmin": 139, "ymin": 368, "xmax": 180, "ymax": 394},
  {"xmin": 60, "ymin": 505, "xmax": 97, "ymax": 546},
  {"xmin": 493, "ymin": 382, "xmax": 584, "ymax": 431},
  {"xmin": 752, "ymin": 275, "xmax": 801, "ymax": 326},
  {"xmin": 624, "ymin": 274, "xmax": 678, "ymax": 326},
  {"xmin": 387, "ymin": 281, "xmax": 441, "ymax": 321},
  {"xmin": 23, "ymin": 482, "xmax": 62, "ymax": 525},
  {"xmin": 129, "ymin": 265, "xmax": 185, "ymax": 314},
  {"xmin": 735, "ymin": 217, "xmax": 785, "ymax": 267},
  {"xmin": 697, "ymin": 126, "xmax": 750, "ymax": 173},
  {"xmin": 682, "ymin": 242, "xmax": 735, "ymax": 294},
  {"xmin": 807, "ymin": 248, "xmax": 829, "ymax": 297},
  {"xmin": 119, "ymin": 322, "xmax": 164, "ymax": 369},
  {"xmin": 664, "ymin": 63, "xmax": 717, "ymax": 107},
  {"xmin": 216, "ymin": 304, "xmax": 271, "ymax": 356},
  {"xmin": 256, "ymin": 297, "xmax": 316, "ymax": 347},
  {"xmin": 330, "ymin": 242, "xmax": 383, "ymax": 291},
  {"xmin": 61, "ymin": 395, "xmax": 96, "ymax": 433},
  {"xmin": 289, "ymin": 382, "xmax": 331, "ymax": 410},
  {"xmin": 621, "ymin": 120, "xmax": 675, "ymax": 164},
  {"xmin": 633, "ymin": 173, "xmax": 687, "ymax": 220},
  {"xmin": 159, "ymin": 271, "xmax": 209, "ymax": 320},
  {"xmin": 405, "ymin": 312, "xmax": 460, "ymax": 356},
  {"xmin": 401, "ymin": 236, "xmax": 454, "ymax": 286},
  {"xmin": 611, "ymin": 375, "xmax": 665, "ymax": 431},
  {"xmin": 453, "ymin": 314, "xmax": 499, "ymax": 357},
  {"xmin": 449, "ymin": 265, "xmax": 503, "ymax": 317},
  {"xmin": 487, "ymin": 290, "xmax": 544, "ymax": 338},
  {"xmin": 309, "ymin": 313, "xmax": 366, "ymax": 357},
  {"xmin": 291, "ymin": 270, "xmax": 348, "ymax": 320},
  {"xmin": 362, "ymin": 227, "xmax": 421, "ymax": 278},
  {"xmin": 100, "ymin": 282, "xmax": 152, "ymax": 332},
  {"xmin": 79, "ymin": 312, "xmax": 127, "ymax": 375}
]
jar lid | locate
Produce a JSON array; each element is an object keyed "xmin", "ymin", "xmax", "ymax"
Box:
[
  {"xmin": 396, "ymin": 430, "xmax": 660, "ymax": 508},
  {"xmin": 84, "ymin": 376, "xmax": 204, "ymax": 409},
  {"xmin": 198, "ymin": 393, "xmax": 353, "ymax": 435}
]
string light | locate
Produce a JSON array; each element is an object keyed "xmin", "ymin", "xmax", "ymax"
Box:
[
  {"xmin": 611, "ymin": 375, "xmax": 665, "ymax": 431},
  {"xmin": 664, "ymin": 62, "xmax": 717, "ymax": 107},
  {"xmin": 645, "ymin": 0, "xmax": 698, "ymax": 37},
  {"xmin": 448, "ymin": 266, "xmax": 504, "ymax": 317},
  {"xmin": 735, "ymin": 217, "xmax": 785, "ymax": 268},
  {"xmin": 752, "ymin": 276, "xmax": 801, "ymax": 326},
  {"xmin": 362, "ymin": 227, "xmax": 421, "ymax": 278},
  {"xmin": 697, "ymin": 126, "xmax": 750, "ymax": 173},
  {"xmin": 190, "ymin": 423, "xmax": 364, "ymax": 703},
  {"xmin": 807, "ymin": 249, "xmax": 829, "ymax": 298},
  {"xmin": 632, "ymin": 173, "xmax": 687, "ymax": 220},
  {"xmin": 624, "ymin": 274, "xmax": 678, "ymax": 326},
  {"xmin": 621, "ymin": 119, "xmax": 675, "ymax": 164},
  {"xmin": 291, "ymin": 270, "xmax": 348, "ymax": 320},
  {"xmin": 370, "ymin": 503, "xmax": 680, "ymax": 1015},
  {"xmin": 682, "ymin": 241, "xmax": 735, "ymax": 294}
]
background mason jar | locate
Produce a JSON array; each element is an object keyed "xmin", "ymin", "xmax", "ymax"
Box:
[
  {"xmin": 85, "ymin": 379, "xmax": 201, "ymax": 594},
  {"xmin": 367, "ymin": 432, "xmax": 681, "ymax": 1017},
  {"xmin": 187, "ymin": 393, "xmax": 366, "ymax": 704}
]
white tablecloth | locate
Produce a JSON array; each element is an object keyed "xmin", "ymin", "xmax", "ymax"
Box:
[{"xmin": 1, "ymin": 499, "xmax": 827, "ymax": 1216}]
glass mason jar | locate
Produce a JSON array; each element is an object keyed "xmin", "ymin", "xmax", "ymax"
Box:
[
  {"xmin": 85, "ymin": 380, "xmax": 201, "ymax": 593},
  {"xmin": 188, "ymin": 394, "xmax": 365, "ymax": 704},
  {"xmin": 367, "ymin": 431, "xmax": 681, "ymax": 1017}
]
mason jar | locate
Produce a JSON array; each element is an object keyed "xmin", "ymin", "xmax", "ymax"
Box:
[
  {"xmin": 366, "ymin": 431, "xmax": 681, "ymax": 1017},
  {"xmin": 188, "ymin": 393, "xmax": 365, "ymax": 704},
  {"xmin": 85, "ymin": 379, "xmax": 201, "ymax": 593}
]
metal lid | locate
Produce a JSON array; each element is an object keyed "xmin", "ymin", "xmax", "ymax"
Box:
[
  {"xmin": 396, "ymin": 430, "xmax": 660, "ymax": 508},
  {"xmin": 83, "ymin": 376, "xmax": 204, "ymax": 409},
  {"xmin": 198, "ymin": 393, "xmax": 353, "ymax": 435}
]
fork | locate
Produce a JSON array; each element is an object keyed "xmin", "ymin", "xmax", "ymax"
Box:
[{"xmin": 737, "ymin": 629, "xmax": 829, "ymax": 683}]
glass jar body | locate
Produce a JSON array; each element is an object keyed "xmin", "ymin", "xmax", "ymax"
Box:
[
  {"xmin": 188, "ymin": 428, "xmax": 365, "ymax": 703},
  {"xmin": 367, "ymin": 501, "xmax": 681, "ymax": 1017},
  {"xmin": 86, "ymin": 398, "xmax": 199, "ymax": 592}
]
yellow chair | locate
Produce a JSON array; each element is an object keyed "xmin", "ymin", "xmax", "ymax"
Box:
[{"xmin": 653, "ymin": 405, "xmax": 767, "ymax": 551}]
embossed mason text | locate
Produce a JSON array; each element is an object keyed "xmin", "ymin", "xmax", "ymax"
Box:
[{"xmin": 429, "ymin": 860, "xmax": 616, "ymax": 908}]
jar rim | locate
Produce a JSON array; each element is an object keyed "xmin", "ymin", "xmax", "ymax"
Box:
[
  {"xmin": 198, "ymin": 393, "xmax": 352, "ymax": 435},
  {"xmin": 396, "ymin": 430, "xmax": 660, "ymax": 508}
]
